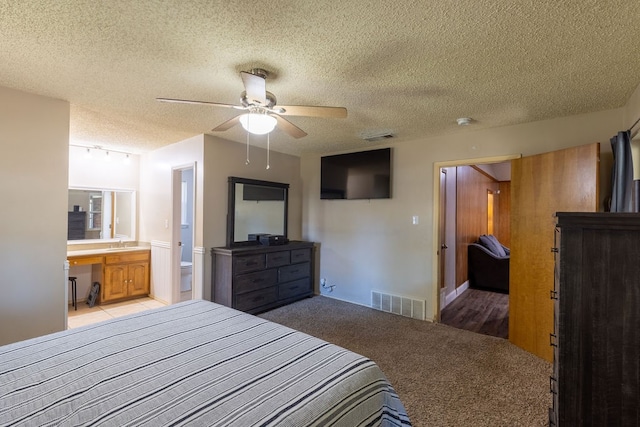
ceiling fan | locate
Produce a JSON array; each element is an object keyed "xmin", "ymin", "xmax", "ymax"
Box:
[{"xmin": 157, "ymin": 68, "xmax": 347, "ymax": 139}]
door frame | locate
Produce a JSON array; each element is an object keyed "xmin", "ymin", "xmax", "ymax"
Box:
[
  {"xmin": 171, "ymin": 162, "xmax": 197, "ymax": 304},
  {"xmin": 431, "ymin": 154, "xmax": 520, "ymax": 322}
]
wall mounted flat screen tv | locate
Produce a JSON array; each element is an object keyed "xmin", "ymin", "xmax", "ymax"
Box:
[{"xmin": 321, "ymin": 148, "xmax": 391, "ymax": 199}]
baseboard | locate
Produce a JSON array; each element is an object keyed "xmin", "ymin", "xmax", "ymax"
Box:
[{"xmin": 444, "ymin": 281, "xmax": 469, "ymax": 308}]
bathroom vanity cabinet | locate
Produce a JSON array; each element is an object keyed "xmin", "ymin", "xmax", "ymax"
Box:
[
  {"xmin": 211, "ymin": 241, "xmax": 314, "ymax": 314},
  {"xmin": 67, "ymin": 248, "xmax": 150, "ymax": 305},
  {"xmin": 102, "ymin": 251, "xmax": 150, "ymax": 303}
]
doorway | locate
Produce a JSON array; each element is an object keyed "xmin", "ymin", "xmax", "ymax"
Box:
[
  {"xmin": 433, "ymin": 155, "xmax": 517, "ymax": 338},
  {"xmin": 172, "ymin": 164, "xmax": 195, "ymax": 303}
]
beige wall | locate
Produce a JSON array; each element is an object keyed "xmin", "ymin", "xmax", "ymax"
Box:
[
  {"xmin": 624, "ymin": 82, "xmax": 640, "ymax": 130},
  {"xmin": 203, "ymin": 135, "xmax": 303, "ymax": 301},
  {"xmin": 202, "ymin": 135, "xmax": 303, "ymax": 253},
  {"xmin": 624, "ymin": 84, "xmax": 640, "ymax": 179},
  {"xmin": 0, "ymin": 86, "xmax": 69, "ymax": 345},
  {"xmin": 301, "ymin": 107, "xmax": 624, "ymax": 320}
]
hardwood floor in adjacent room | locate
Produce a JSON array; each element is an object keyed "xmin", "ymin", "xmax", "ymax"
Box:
[{"xmin": 440, "ymin": 288, "xmax": 509, "ymax": 339}]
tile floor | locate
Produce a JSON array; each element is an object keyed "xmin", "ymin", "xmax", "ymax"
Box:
[{"xmin": 67, "ymin": 297, "xmax": 166, "ymax": 329}]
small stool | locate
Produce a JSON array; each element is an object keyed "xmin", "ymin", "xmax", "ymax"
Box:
[{"xmin": 68, "ymin": 276, "xmax": 77, "ymax": 311}]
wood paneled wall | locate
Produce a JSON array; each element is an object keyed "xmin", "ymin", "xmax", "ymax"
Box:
[
  {"xmin": 496, "ymin": 181, "xmax": 511, "ymax": 247},
  {"xmin": 455, "ymin": 166, "xmax": 504, "ymax": 287}
]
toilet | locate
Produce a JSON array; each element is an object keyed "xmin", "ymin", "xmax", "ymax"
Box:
[
  {"xmin": 180, "ymin": 246, "xmax": 192, "ymax": 292},
  {"xmin": 180, "ymin": 261, "xmax": 192, "ymax": 292}
]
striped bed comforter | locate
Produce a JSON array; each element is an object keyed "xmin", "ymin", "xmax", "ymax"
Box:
[{"xmin": 0, "ymin": 300, "xmax": 410, "ymax": 426}]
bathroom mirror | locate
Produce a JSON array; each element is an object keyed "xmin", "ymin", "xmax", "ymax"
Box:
[
  {"xmin": 67, "ymin": 188, "xmax": 136, "ymax": 242},
  {"xmin": 227, "ymin": 177, "xmax": 289, "ymax": 247}
]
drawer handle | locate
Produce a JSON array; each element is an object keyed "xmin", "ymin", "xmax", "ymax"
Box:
[
  {"xmin": 252, "ymin": 295, "xmax": 265, "ymax": 302},
  {"xmin": 245, "ymin": 261, "xmax": 258, "ymax": 266},
  {"xmin": 289, "ymin": 285, "xmax": 299, "ymax": 290},
  {"xmin": 252, "ymin": 278, "xmax": 264, "ymax": 283},
  {"xmin": 289, "ymin": 269, "xmax": 299, "ymax": 274}
]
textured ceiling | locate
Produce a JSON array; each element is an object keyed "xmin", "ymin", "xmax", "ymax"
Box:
[{"xmin": 1, "ymin": 0, "xmax": 639, "ymax": 155}]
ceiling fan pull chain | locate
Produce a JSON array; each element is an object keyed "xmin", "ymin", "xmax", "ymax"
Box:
[
  {"xmin": 245, "ymin": 128, "xmax": 250, "ymax": 165},
  {"xmin": 266, "ymin": 133, "xmax": 270, "ymax": 170}
]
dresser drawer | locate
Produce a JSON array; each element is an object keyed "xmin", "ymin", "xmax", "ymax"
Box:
[
  {"xmin": 279, "ymin": 278, "xmax": 311, "ymax": 300},
  {"xmin": 279, "ymin": 262, "xmax": 310, "ymax": 283},
  {"xmin": 266, "ymin": 251, "xmax": 290, "ymax": 268},
  {"xmin": 233, "ymin": 254, "xmax": 265, "ymax": 274},
  {"xmin": 235, "ymin": 269, "xmax": 278, "ymax": 294},
  {"xmin": 291, "ymin": 248, "xmax": 311, "ymax": 264},
  {"xmin": 235, "ymin": 287, "xmax": 278, "ymax": 312}
]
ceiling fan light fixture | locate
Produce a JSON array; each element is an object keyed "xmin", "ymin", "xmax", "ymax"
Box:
[{"xmin": 239, "ymin": 113, "xmax": 277, "ymax": 135}]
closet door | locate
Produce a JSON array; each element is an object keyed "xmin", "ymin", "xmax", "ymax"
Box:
[{"xmin": 509, "ymin": 143, "xmax": 599, "ymax": 362}]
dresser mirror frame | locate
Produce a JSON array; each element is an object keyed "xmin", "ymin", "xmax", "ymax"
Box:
[
  {"xmin": 227, "ymin": 177, "xmax": 289, "ymax": 247},
  {"xmin": 67, "ymin": 187, "xmax": 137, "ymax": 244}
]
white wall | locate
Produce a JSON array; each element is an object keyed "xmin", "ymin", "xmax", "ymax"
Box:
[
  {"xmin": 140, "ymin": 134, "xmax": 303, "ymax": 302},
  {"xmin": 140, "ymin": 134, "xmax": 205, "ymax": 245},
  {"xmin": 301, "ymin": 106, "xmax": 625, "ymax": 320},
  {"xmin": 68, "ymin": 145, "xmax": 140, "ymax": 191},
  {"xmin": 139, "ymin": 134, "xmax": 204, "ymax": 303},
  {"xmin": 0, "ymin": 86, "xmax": 69, "ymax": 345}
]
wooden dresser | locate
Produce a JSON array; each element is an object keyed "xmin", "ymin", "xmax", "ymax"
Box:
[
  {"xmin": 211, "ymin": 241, "xmax": 314, "ymax": 314},
  {"xmin": 67, "ymin": 211, "xmax": 86, "ymax": 240},
  {"xmin": 550, "ymin": 213, "xmax": 640, "ymax": 426}
]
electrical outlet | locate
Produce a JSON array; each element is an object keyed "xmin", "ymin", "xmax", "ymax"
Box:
[{"xmin": 321, "ymin": 278, "xmax": 335, "ymax": 292}]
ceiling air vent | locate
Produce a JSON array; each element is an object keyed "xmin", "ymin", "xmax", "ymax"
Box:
[{"xmin": 359, "ymin": 129, "xmax": 395, "ymax": 142}]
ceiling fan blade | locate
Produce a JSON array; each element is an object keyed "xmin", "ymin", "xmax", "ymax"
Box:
[
  {"xmin": 240, "ymin": 71, "xmax": 267, "ymax": 105},
  {"xmin": 211, "ymin": 115, "xmax": 242, "ymax": 132},
  {"xmin": 156, "ymin": 97, "xmax": 244, "ymax": 109},
  {"xmin": 275, "ymin": 105, "xmax": 347, "ymax": 118},
  {"xmin": 273, "ymin": 115, "xmax": 307, "ymax": 139}
]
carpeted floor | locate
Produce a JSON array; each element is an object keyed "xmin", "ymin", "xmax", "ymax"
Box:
[{"xmin": 259, "ymin": 295, "xmax": 551, "ymax": 427}]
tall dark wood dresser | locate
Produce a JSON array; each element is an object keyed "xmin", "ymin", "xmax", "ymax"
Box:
[
  {"xmin": 551, "ymin": 213, "xmax": 640, "ymax": 426},
  {"xmin": 67, "ymin": 211, "xmax": 86, "ymax": 240},
  {"xmin": 211, "ymin": 241, "xmax": 314, "ymax": 314}
]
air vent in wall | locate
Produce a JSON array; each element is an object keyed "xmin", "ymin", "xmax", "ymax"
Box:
[{"xmin": 371, "ymin": 291, "xmax": 425, "ymax": 320}]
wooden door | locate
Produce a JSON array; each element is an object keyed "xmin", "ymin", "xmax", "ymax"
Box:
[
  {"xmin": 509, "ymin": 143, "xmax": 599, "ymax": 362},
  {"xmin": 128, "ymin": 262, "xmax": 150, "ymax": 297},
  {"xmin": 104, "ymin": 264, "xmax": 128, "ymax": 302},
  {"xmin": 438, "ymin": 169, "xmax": 447, "ymax": 289}
]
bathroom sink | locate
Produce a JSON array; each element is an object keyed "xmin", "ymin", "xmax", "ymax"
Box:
[{"xmin": 104, "ymin": 246, "xmax": 143, "ymax": 252}]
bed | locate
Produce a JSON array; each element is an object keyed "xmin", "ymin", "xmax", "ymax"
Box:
[{"xmin": 0, "ymin": 300, "xmax": 410, "ymax": 426}]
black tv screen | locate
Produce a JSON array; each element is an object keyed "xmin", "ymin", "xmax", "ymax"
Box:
[{"xmin": 321, "ymin": 148, "xmax": 391, "ymax": 200}]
